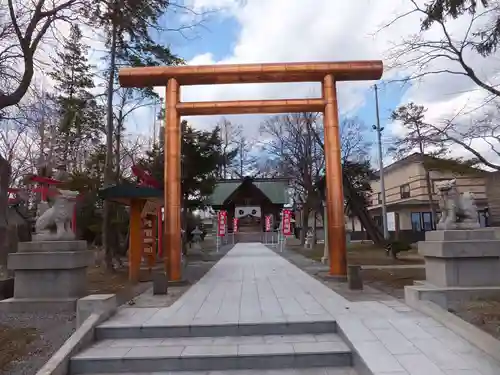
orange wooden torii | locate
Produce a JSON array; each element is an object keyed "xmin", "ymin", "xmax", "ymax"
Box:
[{"xmin": 118, "ymin": 60, "xmax": 383, "ymax": 282}]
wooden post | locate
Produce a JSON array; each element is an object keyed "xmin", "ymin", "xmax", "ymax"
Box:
[
  {"xmin": 323, "ymin": 74, "xmax": 347, "ymax": 278},
  {"xmin": 164, "ymin": 78, "xmax": 182, "ymax": 281},
  {"xmin": 129, "ymin": 199, "xmax": 145, "ymax": 282}
]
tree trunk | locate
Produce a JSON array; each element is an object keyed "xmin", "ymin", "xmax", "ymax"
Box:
[
  {"xmin": 424, "ymin": 167, "xmax": 437, "ymax": 224},
  {"xmin": 102, "ymin": 16, "xmax": 118, "ymax": 271},
  {"xmin": 0, "ymin": 155, "xmax": 12, "ymax": 267},
  {"xmin": 300, "ymin": 204, "xmax": 309, "ymax": 246},
  {"xmin": 311, "ymin": 210, "xmax": 317, "ymax": 245}
]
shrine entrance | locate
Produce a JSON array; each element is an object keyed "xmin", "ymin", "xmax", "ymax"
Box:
[{"xmin": 119, "ymin": 60, "xmax": 383, "ymax": 281}]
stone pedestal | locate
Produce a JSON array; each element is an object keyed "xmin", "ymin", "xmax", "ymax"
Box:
[
  {"xmin": 405, "ymin": 229, "xmax": 500, "ymax": 309},
  {"xmin": 0, "ymin": 240, "xmax": 93, "ymax": 312}
]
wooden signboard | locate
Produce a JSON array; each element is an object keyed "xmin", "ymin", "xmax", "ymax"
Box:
[{"xmin": 142, "ymin": 215, "xmax": 156, "ymax": 269}]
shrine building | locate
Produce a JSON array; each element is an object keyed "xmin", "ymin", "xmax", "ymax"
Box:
[{"xmin": 210, "ymin": 177, "xmax": 290, "ymax": 235}]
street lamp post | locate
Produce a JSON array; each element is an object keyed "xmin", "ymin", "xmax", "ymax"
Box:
[
  {"xmin": 321, "ymin": 201, "xmax": 329, "ymax": 264},
  {"xmin": 373, "ymin": 84, "xmax": 389, "ymax": 240}
]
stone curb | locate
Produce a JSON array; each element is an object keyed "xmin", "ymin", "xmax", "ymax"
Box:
[
  {"xmin": 407, "ymin": 298, "xmax": 500, "ymax": 363},
  {"xmin": 35, "ymin": 295, "xmax": 118, "ymax": 375},
  {"xmin": 35, "ymin": 312, "xmax": 106, "ymax": 375}
]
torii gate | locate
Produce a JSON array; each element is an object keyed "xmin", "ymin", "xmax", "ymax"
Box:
[{"xmin": 119, "ymin": 60, "xmax": 383, "ymax": 281}]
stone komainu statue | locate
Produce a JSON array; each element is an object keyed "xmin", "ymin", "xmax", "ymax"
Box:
[
  {"xmin": 435, "ymin": 178, "xmax": 480, "ymax": 230},
  {"xmin": 34, "ymin": 189, "xmax": 79, "ymax": 241}
]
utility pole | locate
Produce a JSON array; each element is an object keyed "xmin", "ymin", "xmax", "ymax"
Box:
[{"xmin": 372, "ymin": 84, "xmax": 389, "ymax": 240}]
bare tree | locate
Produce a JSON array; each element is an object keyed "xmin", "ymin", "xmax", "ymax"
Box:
[
  {"xmin": 390, "ymin": 103, "xmax": 447, "ymax": 221},
  {"xmin": 233, "ymin": 134, "xmax": 259, "ymax": 178},
  {"xmin": 0, "ymin": 0, "xmax": 81, "ymax": 111},
  {"xmin": 382, "ymin": 0, "xmax": 500, "ymax": 169},
  {"xmin": 260, "ymin": 112, "xmax": 324, "ymax": 245},
  {"xmin": 112, "ymin": 87, "xmax": 159, "ymax": 180},
  {"xmin": 260, "ymin": 113, "xmax": 373, "ymax": 245},
  {"xmin": 216, "ymin": 117, "xmax": 241, "ymax": 179}
]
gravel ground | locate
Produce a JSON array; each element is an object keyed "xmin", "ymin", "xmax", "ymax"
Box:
[
  {"xmin": 0, "ymin": 244, "xmax": 234, "ymax": 375},
  {"xmin": 0, "ymin": 311, "xmax": 76, "ymax": 375}
]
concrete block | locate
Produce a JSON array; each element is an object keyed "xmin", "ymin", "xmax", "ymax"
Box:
[
  {"xmin": 13, "ymin": 267, "xmax": 88, "ymax": 299},
  {"xmin": 347, "ymin": 265, "xmax": 363, "ymax": 290},
  {"xmin": 424, "ymin": 256, "xmax": 500, "ymax": 287},
  {"xmin": 0, "ymin": 297, "xmax": 77, "ymax": 312},
  {"xmin": 152, "ymin": 272, "xmax": 168, "ymax": 295},
  {"xmin": 425, "ymin": 229, "xmax": 498, "ymax": 242},
  {"xmin": 18, "ymin": 240, "xmax": 87, "ymax": 253},
  {"xmin": 77, "ymin": 294, "xmax": 117, "ymax": 328},
  {"xmin": 3, "ymin": 240, "xmax": 92, "ymax": 312},
  {"xmin": 405, "ymin": 284, "xmax": 500, "ymax": 310},
  {"xmin": 419, "ymin": 239, "xmax": 500, "ymax": 258}
]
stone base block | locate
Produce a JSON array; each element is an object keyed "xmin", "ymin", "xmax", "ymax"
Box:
[
  {"xmin": 17, "ymin": 240, "xmax": 87, "ymax": 253},
  {"xmin": 0, "ymin": 297, "xmax": 77, "ymax": 312},
  {"xmin": 405, "ymin": 284, "xmax": 500, "ymax": 310},
  {"xmin": 419, "ymin": 229, "xmax": 500, "ymax": 288},
  {"xmin": 8, "ymin": 241, "xmax": 93, "ymax": 301}
]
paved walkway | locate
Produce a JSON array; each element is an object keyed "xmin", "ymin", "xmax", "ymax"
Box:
[{"xmin": 98, "ymin": 243, "xmax": 500, "ymax": 375}]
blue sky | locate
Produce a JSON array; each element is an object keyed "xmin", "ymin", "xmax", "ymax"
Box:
[
  {"xmin": 118, "ymin": 0, "xmax": 499, "ymax": 173},
  {"xmin": 131, "ymin": 8, "xmax": 411, "ymax": 160}
]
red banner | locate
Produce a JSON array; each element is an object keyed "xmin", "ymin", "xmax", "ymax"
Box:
[
  {"xmin": 282, "ymin": 209, "xmax": 292, "ymax": 235},
  {"xmin": 265, "ymin": 215, "xmax": 272, "ymax": 232},
  {"xmin": 218, "ymin": 211, "xmax": 227, "ymax": 237},
  {"xmin": 233, "ymin": 217, "xmax": 238, "ymax": 233}
]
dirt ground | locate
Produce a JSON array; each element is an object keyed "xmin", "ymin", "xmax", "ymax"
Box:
[
  {"xmin": 0, "ymin": 264, "xmax": 137, "ymax": 374},
  {"xmin": 451, "ymin": 297, "xmax": 500, "ymax": 340},
  {"xmin": 0, "ymin": 324, "xmax": 39, "ymax": 372}
]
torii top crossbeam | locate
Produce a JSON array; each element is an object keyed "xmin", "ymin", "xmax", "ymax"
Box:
[{"xmin": 118, "ymin": 60, "xmax": 383, "ymax": 87}]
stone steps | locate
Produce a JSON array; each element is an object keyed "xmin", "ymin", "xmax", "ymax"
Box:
[
  {"xmin": 70, "ymin": 320, "xmax": 354, "ymax": 374},
  {"xmin": 82, "ymin": 369, "xmax": 356, "ymax": 375},
  {"xmin": 96, "ymin": 320, "xmax": 338, "ymax": 340},
  {"xmin": 70, "ymin": 333, "xmax": 351, "ymax": 374}
]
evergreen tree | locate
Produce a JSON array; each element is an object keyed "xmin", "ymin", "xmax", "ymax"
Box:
[
  {"xmin": 390, "ymin": 103, "xmax": 446, "ymax": 222},
  {"xmin": 48, "ymin": 24, "xmax": 104, "ymax": 170},
  {"xmin": 86, "ymin": 0, "xmax": 184, "ymax": 269}
]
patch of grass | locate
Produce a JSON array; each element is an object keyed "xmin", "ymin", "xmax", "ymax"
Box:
[
  {"xmin": 288, "ymin": 242, "xmax": 423, "ymax": 266},
  {"xmin": 0, "ymin": 325, "xmax": 39, "ymax": 372}
]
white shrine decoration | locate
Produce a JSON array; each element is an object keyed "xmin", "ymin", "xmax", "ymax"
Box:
[{"xmin": 235, "ymin": 206, "xmax": 262, "ymax": 218}]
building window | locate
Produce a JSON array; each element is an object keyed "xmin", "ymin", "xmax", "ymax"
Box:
[
  {"xmin": 422, "ymin": 212, "xmax": 434, "ymax": 231},
  {"xmin": 411, "ymin": 212, "xmax": 422, "ymax": 232},
  {"xmin": 377, "ymin": 192, "xmax": 382, "ymax": 204},
  {"xmin": 400, "ymin": 184, "xmax": 410, "ymax": 199},
  {"xmin": 411, "ymin": 212, "xmax": 435, "ymax": 232}
]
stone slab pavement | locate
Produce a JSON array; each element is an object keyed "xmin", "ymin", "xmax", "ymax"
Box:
[{"xmin": 100, "ymin": 243, "xmax": 500, "ymax": 375}]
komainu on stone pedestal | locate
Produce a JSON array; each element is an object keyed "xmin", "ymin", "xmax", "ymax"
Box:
[
  {"xmin": 435, "ymin": 178, "xmax": 480, "ymax": 230},
  {"xmin": 34, "ymin": 189, "xmax": 79, "ymax": 241}
]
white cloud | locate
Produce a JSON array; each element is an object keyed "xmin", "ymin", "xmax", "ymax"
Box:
[
  {"xmin": 152, "ymin": 0, "xmax": 412, "ymax": 134},
  {"xmin": 150, "ymin": 0, "xmax": 500, "ymax": 169}
]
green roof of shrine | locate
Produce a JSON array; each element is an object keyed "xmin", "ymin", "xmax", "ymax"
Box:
[
  {"xmin": 99, "ymin": 184, "xmax": 163, "ymax": 205},
  {"xmin": 210, "ymin": 178, "xmax": 289, "ymax": 206}
]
